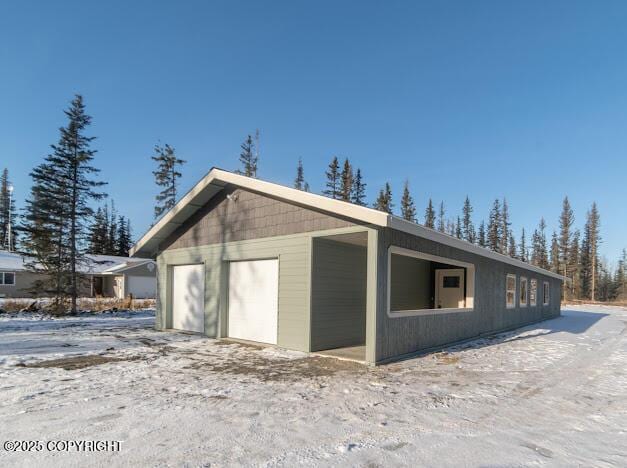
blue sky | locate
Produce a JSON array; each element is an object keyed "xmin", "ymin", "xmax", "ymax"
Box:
[{"xmin": 1, "ymin": 1, "xmax": 625, "ymax": 262}]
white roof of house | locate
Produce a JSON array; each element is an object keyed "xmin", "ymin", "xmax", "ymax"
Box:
[
  {"xmin": 131, "ymin": 168, "xmax": 564, "ymax": 280},
  {"xmin": 0, "ymin": 250, "xmax": 26, "ymax": 271},
  {"xmin": 0, "ymin": 251, "xmax": 154, "ymax": 275}
]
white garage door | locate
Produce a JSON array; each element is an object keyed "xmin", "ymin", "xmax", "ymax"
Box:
[
  {"xmin": 228, "ymin": 259, "xmax": 278, "ymax": 344},
  {"xmin": 172, "ymin": 264, "xmax": 205, "ymax": 333},
  {"xmin": 126, "ymin": 275, "xmax": 156, "ymax": 299}
]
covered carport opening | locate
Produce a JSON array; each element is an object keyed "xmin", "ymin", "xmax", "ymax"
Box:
[{"xmin": 310, "ymin": 231, "xmax": 368, "ymax": 361}]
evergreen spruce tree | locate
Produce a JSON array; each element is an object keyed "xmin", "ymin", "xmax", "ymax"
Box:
[
  {"xmin": 519, "ymin": 228, "xmax": 527, "ymax": 262},
  {"xmin": 323, "ymin": 157, "xmax": 340, "ymax": 199},
  {"xmin": 558, "ymin": 196, "xmax": 575, "ymax": 297},
  {"xmin": 374, "ymin": 183, "xmax": 393, "ymax": 214},
  {"xmin": 236, "ymin": 134, "xmax": 258, "ymax": 177},
  {"xmin": 455, "ymin": 216, "xmax": 462, "ymax": 239},
  {"xmin": 22, "ymin": 95, "xmax": 106, "ymax": 312},
  {"xmin": 400, "ymin": 180, "xmax": 416, "ymax": 222},
  {"xmin": 107, "ymin": 201, "xmax": 118, "ymax": 255},
  {"xmin": 351, "ymin": 168, "xmax": 366, "ymax": 206},
  {"xmin": 478, "ymin": 221, "xmax": 487, "ymax": 247},
  {"xmin": 424, "ymin": 199, "xmax": 435, "ymax": 229},
  {"xmin": 487, "ymin": 199, "xmax": 502, "ymax": 252},
  {"xmin": 508, "ymin": 233, "xmax": 517, "ymax": 258},
  {"xmin": 461, "ymin": 196, "xmax": 475, "ymax": 243},
  {"xmin": 501, "ymin": 198, "xmax": 511, "ymax": 255},
  {"xmin": 568, "ymin": 229, "xmax": 581, "ymax": 300},
  {"xmin": 21, "ymin": 167, "xmax": 63, "ymax": 299},
  {"xmin": 294, "ymin": 158, "xmax": 309, "ymax": 191},
  {"xmin": 531, "ymin": 218, "xmax": 549, "ymax": 270},
  {"xmin": 612, "ymin": 249, "xmax": 627, "ymax": 301},
  {"xmin": 339, "ymin": 159, "xmax": 353, "ymax": 202},
  {"xmin": 0, "ymin": 168, "xmax": 18, "ymax": 250},
  {"xmin": 581, "ymin": 203, "xmax": 601, "ymax": 300},
  {"xmin": 437, "ymin": 202, "xmax": 446, "ymax": 232},
  {"xmin": 115, "ymin": 216, "xmax": 132, "ymax": 256},
  {"xmin": 550, "ymin": 231, "xmax": 560, "ymax": 273},
  {"xmin": 152, "ymin": 143, "xmax": 186, "ymax": 219},
  {"xmin": 88, "ymin": 207, "xmax": 108, "ymax": 255}
]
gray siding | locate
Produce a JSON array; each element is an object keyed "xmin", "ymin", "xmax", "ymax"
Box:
[
  {"xmin": 310, "ymin": 238, "xmax": 367, "ymax": 351},
  {"xmin": 0, "ymin": 271, "xmax": 43, "ymax": 298},
  {"xmin": 375, "ymin": 227, "xmax": 562, "ymax": 363},
  {"xmin": 157, "ymin": 234, "xmax": 312, "ymax": 352},
  {"xmin": 122, "ymin": 262, "xmax": 156, "ymax": 277},
  {"xmin": 161, "ymin": 187, "xmax": 355, "ymax": 251},
  {"xmin": 0, "ymin": 271, "xmax": 92, "ymax": 298}
]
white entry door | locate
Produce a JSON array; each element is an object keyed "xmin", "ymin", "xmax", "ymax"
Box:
[
  {"xmin": 172, "ymin": 264, "xmax": 205, "ymax": 333},
  {"xmin": 435, "ymin": 269, "xmax": 465, "ymax": 309},
  {"xmin": 228, "ymin": 259, "xmax": 279, "ymax": 344}
]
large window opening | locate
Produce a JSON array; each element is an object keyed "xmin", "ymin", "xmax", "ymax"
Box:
[{"xmin": 388, "ymin": 247, "xmax": 475, "ymax": 316}]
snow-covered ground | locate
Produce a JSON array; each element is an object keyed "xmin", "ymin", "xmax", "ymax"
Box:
[{"xmin": 1, "ymin": 305, "xmax": 625, "ymax": 467}]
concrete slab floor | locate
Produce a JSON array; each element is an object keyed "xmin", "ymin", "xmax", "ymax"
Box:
[{"xmin": 315, "ymin": 345, "xmax": 366, "ymax": 363}]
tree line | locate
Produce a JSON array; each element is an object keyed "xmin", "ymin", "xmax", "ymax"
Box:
[
  {"xmin": 2, "ymin": 95, "xmax": 625, "ymax": 311},
  {"xmin": 232, "ymin": 147, "xmax": 626, "ymax": 303}
]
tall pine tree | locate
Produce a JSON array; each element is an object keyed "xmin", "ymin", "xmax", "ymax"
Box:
[
  {"xmin": 236, "ymin": 133, "xmax": 258, "ymax": 177},
  {"xmin": 455, "ymin": 216, "xmax": 463, "ymax": 239},
  {"xmin": 374, "ymin": 183, "xmax": 393, "ymax": 214},
  {"xmin": 400, "ymin": 180, "xmax": 416, "ymax": 222},
  {"xmin": 294, "ymin": 158, "xmax": 309, "ymax": 191},
  {"xmin": 487, "ymin": 198, "xmax": 502, "ymax": 253},
  {"xmin": 581, "ymin": 203, "xmax": 601, "ymax": 300},
  {"xmin": 501, "ymin": 198, "xmax": 511, "ymax": 255},
  {"xmin": 558, "ymin": 196, "xmax": 574, "ymax": 297},
  {"xmin": 339, "ymin": 159, "xmax": 353, "ymax": 202},
  {"xmin": 437, "ymin": 202, "xmax": 445, "ymax": 232},
  {"xmin": 508, "ymin": 233, "xmax": 517, "ymax": 258},
  {"xmin": 478, "ymin": 220, "xmax": 487, "ymax": 247},
  {"xmin": 424, "ymin": 199, "xmax": 435, "ymax": 229},
  {"xmin": 88, "ymin": 207, "xmax": 108, "ymax": 255},
  {"xmin": 550, "ymin": 231, "xmax": 560, "ymax": 273},
  {"xmin": 461, "ymin": 196, "xmax": 475, "ymax": 243},
  {"xmin": 152, "ymin": 143, "xmax": 185, "ymax": 219},
  {"xmin": 323, "ymin": 157, "xmax": 340, "ymax": 199},
  {"xmin": 351, "ymin": 168, "xmax": 367, "ymax": 206},
  {"xmin": 115, "ymin": 216, "xmax": 132, "ymax": 256},
  {"xmin": 519, "ymin": 228, "xmax": 527, "ymax": 262},
  {"xmin": 22, "ymin": 95, "xmax": 106, "ymax": 312},
  {"xmin": 0, "ymin": 168, "xmax": 18, "ymax": 251}
]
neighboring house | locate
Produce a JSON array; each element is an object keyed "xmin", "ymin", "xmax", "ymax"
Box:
[
  {"xmin": 0, "ymin": 251, "xmax": 156, "ymax": 299},
  {"xmin": 131, "ymin": 168, "xmax": 563, "ymax": 365}
]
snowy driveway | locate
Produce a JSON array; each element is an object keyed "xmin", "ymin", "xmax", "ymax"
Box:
[{"xmin": 1, "ymin": 305, "xmax": 626, "ymax": 467}]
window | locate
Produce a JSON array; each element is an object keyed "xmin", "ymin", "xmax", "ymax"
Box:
[
  {"xmin": 443, "ymin": 276, "xmax": 460, "ymax": 288},
  {"xmin": 543, "ymin": 281, "xmax": 550, "ymax": 305},
  {"xmin": 506, "ymin": 274, "xmax": 516, "ymax": 308},
  {"xmin": 530, "ymin": 279, "xmax": 537, "ymax": 307},
  {"xmin": 0, "ymin": 272, "xmax": 16, "ymax": 286},
  {"xmin": 520, "ymin": 277, "xmax": 528, "ymax": 307},
  {"xmin": 387, "ymin": 246, "xmax": 475, "ymax": 317}
]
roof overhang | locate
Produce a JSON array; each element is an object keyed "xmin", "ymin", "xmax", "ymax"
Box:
[{"xmin": 130, "ymin": 168, "xmax": 564, "ymax": 281}]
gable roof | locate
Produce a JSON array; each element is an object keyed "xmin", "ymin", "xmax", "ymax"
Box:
[{"xmin": 130, "ymin": 168, "xmax": 564, "ymax": 280}]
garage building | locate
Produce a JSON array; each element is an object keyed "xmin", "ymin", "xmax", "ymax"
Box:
[{"xmin": 131, "ymin": 168, "xmax": 562, "ymax": 364}]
